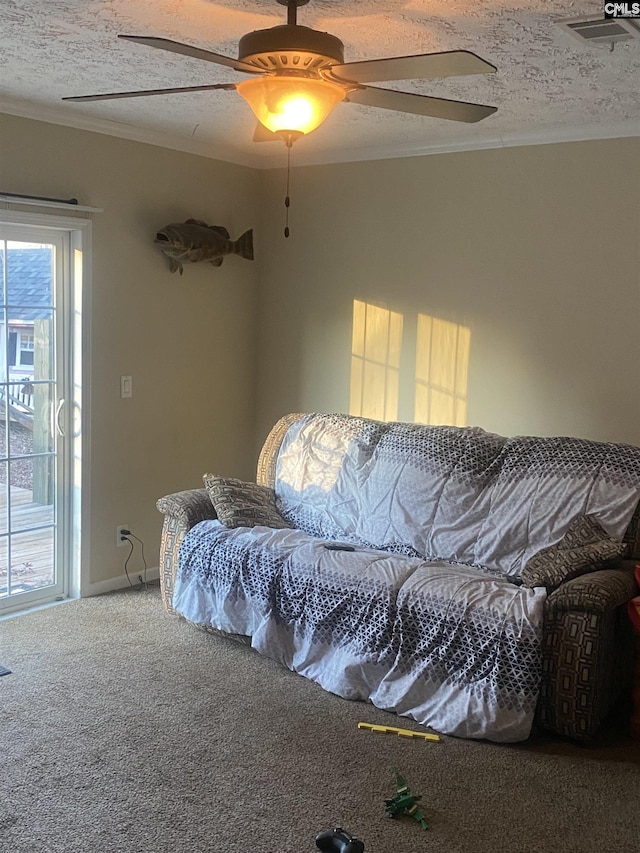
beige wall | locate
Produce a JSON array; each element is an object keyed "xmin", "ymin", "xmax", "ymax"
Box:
[
  {"xmin": 1, "ymin": 117, "xmax": 638, "ymax": 589},
  {"xmin": 1, "ymin": 114, "xmax": 259, "ymax": 586},
  {"xmin": 256, "ymin": 138, "xmax": 640, "ymax": 448}
]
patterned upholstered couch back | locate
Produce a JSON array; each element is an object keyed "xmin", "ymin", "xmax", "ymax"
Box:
[{"xmin": 257, "ymin": 413, "xmax": 640, "ymax": 563}]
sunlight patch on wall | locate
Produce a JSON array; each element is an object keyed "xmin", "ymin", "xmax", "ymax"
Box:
[
  {"xmin": 414, "ymin": 315, "xmax": 470, "ymax": 427},
  {"xmin": 350, "ymin": 299, "xmax": 403, "ymax": 422}
]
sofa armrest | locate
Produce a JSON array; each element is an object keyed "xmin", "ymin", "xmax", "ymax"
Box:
[
  {"xmin": 538, "ymin": 561, "xmax": 638, "ymax": 740},
  {"xmin": 156, "ymin": 489, "xmax": 217, "ymax": 614},
  {"xmin": 545, "ymin": 561, "xmax": 638, "ymax": 613},
  {"xmin": 156, "ymin": 488, "xmax": 216, "ymax": 528}
]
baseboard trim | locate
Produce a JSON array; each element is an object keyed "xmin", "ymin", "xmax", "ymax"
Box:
[{"xmin": 82, "ymin": 566, "xmax": 160, "ymax": 598}]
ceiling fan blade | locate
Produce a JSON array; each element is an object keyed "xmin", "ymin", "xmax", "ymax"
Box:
[
  {"xmin": 63, "ymin": 83, "xmax": 237, "ymax": 103},
  {"xmin": 346, "ymin": 85, "xmax": 497, "ymax": 123},
  {"xmin": 330, "ymin": 50, "xmax": 496, "ymax": 85},
  {"xmin": 118, "ymin": 35, "xmax": 261, "ymax": 75},
  {"xmin": 252, "ymin": 123, "xmax": 281, "ymax": 143}
]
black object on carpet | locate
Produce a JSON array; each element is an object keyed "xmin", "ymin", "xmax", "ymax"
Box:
[{"xmin": 0, "ymin": 664, "xmax": 12, "ymax": 676}]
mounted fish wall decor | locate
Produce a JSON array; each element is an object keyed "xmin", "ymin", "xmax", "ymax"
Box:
[{"xmin": 154, "ymin": 219, "xmax": 254, "ymax": 275}]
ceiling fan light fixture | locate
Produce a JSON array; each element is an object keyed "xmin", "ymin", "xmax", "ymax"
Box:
[
  {"xmin": 65, "ymin": 2, "xmax": 498, "ymax": 141},
  {"xmin": 236, "ymin": 75, "xmax": 345, "ymax": 137}
]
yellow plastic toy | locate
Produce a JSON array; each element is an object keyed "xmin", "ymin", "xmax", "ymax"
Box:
[{"xmin": 357, "ymin": 722, "xmax": 440, "ymax": 742}]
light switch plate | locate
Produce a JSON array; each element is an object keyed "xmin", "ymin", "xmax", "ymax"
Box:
[{"xmin": 120, "ymin": 375, "xmax": 132, "ymax": 398}]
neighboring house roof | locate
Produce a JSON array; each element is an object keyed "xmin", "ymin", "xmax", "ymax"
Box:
[{"xmin": 0, "ymin": 247, "xmax": 53, "ymax": 322}]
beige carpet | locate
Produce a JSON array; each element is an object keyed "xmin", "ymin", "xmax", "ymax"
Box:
[{"xmin": 1, "ymin": 586, "xmax": 639, "ymax": 853}]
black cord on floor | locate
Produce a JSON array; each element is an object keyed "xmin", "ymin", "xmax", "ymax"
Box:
[{"xmin": 121, "ymin": 529, "xmax": 148, "ymax": 591}]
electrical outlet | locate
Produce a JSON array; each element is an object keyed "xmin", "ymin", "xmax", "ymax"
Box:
[{"xmin": 116, "ymin": 524, "xmax": 130, "ymax": 547}]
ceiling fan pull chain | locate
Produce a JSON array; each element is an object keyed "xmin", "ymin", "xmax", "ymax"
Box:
[{"xmin": 284, "ymin": 137, "xmax": 293, "ymax": 238}]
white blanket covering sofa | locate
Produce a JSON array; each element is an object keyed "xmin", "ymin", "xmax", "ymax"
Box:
[{"xmin": 157, "ymin": 413, "xmax": 640, "ymax": 743}]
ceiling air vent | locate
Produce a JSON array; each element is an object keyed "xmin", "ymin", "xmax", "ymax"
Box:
[{"xmin": 557, "ymin": 16, "xmax": 640, "ymax": 45}]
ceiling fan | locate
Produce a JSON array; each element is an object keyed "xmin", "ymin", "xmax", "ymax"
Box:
[{"xmin": 63, "ymin": 0, "xmax": 497, "ymax": 146}]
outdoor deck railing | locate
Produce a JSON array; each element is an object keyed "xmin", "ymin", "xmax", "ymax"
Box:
[
  {"xmin": 0, "ymin": 383, "xmax": 35, "ymax": 427},
  {"xmin": 5, "ymin": 382, "xmax": 35, "ymax": 411}
]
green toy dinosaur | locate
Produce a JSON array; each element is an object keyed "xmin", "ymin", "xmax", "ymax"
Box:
[{"xmin": 384, "ymin": 767, "xmax": 428, "ymax": 831}]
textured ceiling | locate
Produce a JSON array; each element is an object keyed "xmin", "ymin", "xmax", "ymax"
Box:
[{"xmin": 1, "ymin": 0, "xmax": 639, "ymax": 168}]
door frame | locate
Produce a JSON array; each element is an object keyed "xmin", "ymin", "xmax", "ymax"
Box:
[{"xmin": 0, "ymin": 209, "xmax": 91, "ymax": 616}]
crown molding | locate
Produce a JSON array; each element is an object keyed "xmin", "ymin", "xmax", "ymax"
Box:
[
  {"xmin": 2, "ymin": 97, "xmax": 638, "ymax": 171},
  {"xmin": 0, "ymin": 97, "xmax": 262, "ymax": 169},
  {"xmin": 256, "ymin": 120, "xmax": 640, "ymax": 169}
]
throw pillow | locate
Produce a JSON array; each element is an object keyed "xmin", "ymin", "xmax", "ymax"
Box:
[
  {"xmin": 521, "ymin": 515, "xmax": 627, "ymax": 590},
  {"xmin": 203, "ymin": 474, "xmax": 291, "ymax": 530}
]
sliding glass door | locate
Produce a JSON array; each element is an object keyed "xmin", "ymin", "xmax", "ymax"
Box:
[{"xmin": 0, "ymin": 218, "xmax": 82, "ymax": 615}]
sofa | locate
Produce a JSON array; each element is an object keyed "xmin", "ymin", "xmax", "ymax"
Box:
[{"xmin": 157, "ymin": 413, "xmax": 640, "ymax": 743}]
